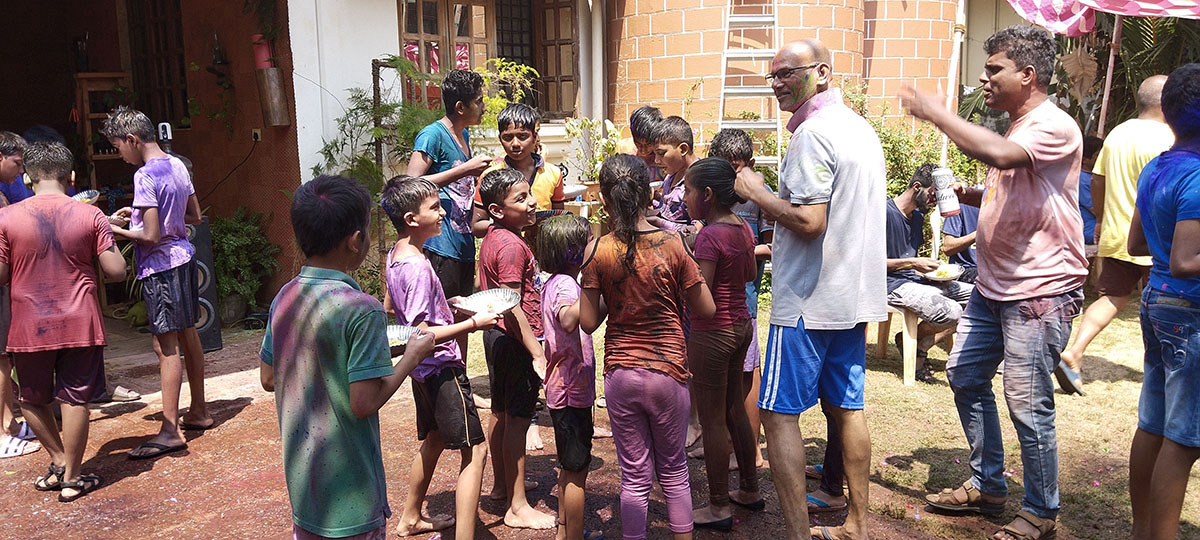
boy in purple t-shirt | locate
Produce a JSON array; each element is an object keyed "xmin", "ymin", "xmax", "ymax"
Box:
[
  {"xmin": 103, "ymin": 107, "xmax": 212, "ymax": 459},
  {"xmin": 379, "ymin": 176, "xmax": 499, "ymax": 539}
]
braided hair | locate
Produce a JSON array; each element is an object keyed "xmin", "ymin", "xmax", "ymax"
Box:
[{"xmin": 598, "ymin": 154, "xmax": 651, "ymax": 272}]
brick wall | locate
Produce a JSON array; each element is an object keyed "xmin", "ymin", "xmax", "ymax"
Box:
[{"xmin": 862, "ymin": 0, "xmax": 959, "ymax": 120}]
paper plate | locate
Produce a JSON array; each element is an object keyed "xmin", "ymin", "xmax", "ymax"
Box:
[
  {"xmin": 457, "ymin": 288, "xmax": 520, "ymax": 315},
  {"xmin": 924, "ymin": 263, "xmax": 964, "ymax": 282},
  {"xmin": 386, "ymin": 325, "xmax": 420, "ymax": 347},
  {"xmin": 72, "ymin": 190, "xmax": 100, "ymax": 205}
]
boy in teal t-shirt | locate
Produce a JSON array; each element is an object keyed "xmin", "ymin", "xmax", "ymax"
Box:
[{"xmin": 260, "ymin": 175, "xmax": 434, "ymax": 539}]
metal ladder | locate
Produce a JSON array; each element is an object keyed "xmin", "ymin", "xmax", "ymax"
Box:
[{"xmin": 716, "ymin": 0, "xmax": 782, "ymax": 169}]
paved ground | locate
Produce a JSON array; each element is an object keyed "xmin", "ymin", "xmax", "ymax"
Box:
[{"xmin": 0, "ymin": 320, "xmax": 1002, "ymax": 539}]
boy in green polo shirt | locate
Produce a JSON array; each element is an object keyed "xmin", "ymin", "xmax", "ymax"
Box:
[{"xmin": 260, "ymin": 175, "xmax": 435, "ymax": 539}]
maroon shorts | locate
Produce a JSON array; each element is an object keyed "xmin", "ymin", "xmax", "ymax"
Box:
[
  {"xmin": 1096, "ymin": 257, "xmax": 1150, "ymax": 298},
  {"xmin": 12, "ymin": 346, "xmax": 106, "ymax": 406}
]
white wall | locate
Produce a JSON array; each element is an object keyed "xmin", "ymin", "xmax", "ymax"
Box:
[
  {"xmin": 961, "ymin": 0, "xmax": 1028, "ymax": 90},
  {"xmin": 288, "ymin": 0, "xmax": 401, "ymax": 181}
]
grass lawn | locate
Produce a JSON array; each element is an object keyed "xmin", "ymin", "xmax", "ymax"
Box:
[{"xmin": 462, "ymin": 289, "xmax": 1200, "ymax": 539}]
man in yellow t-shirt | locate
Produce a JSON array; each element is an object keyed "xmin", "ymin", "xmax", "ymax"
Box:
[{"xmin": 1058, "ymin": 75, "xmax": 1174, "ymax": 395}]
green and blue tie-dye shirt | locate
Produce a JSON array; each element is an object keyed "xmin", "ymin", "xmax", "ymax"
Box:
[{"xmin": 260, "ymin": 266, "xmax": 395, "ymax": 537}]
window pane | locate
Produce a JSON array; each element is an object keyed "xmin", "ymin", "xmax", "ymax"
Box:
[
  {"xmin": 427, "ymin": 40, "xmax": 440, "ymax": 73},
  {"xmin": 544, "ymin": 12, "xmax": 554, "ymax": 40},
  {"xmin": 544, "ymin": 45, "xmax": 557, "ymax": 77},
  {"xmin": 454, "ymin": 4, "xmax": 469, "ymax": 37},
  {"xmin": 559, "ymin": 44, "xmax": 572, "ymax": 76},
  {"xmin": 456, "ymin": 42, "xmax": 470, "ymax": 69},
  {"xmin": 472, "ymin": 5, "xmax": 487, "ymax": 39},
  {"xmin": 403, "ymin": 39, "xmax": 420, "ymax": 64},
  {"xmin": 423, "ymin": 1, "xmax": 438, "ymax": 34},
  {"xmin": 405, "ymin": 0, "xmax": 418, "ymax": 33},
  {"xmin": 559, "ymin": 7, "xmax": 572, "ymax": 41},
  {"xmin": 562, "ymin": 80, "xmax": 575, "ymax": 112},
  {"xmin": 473, "ymin": 43, "xmax": 488, "ymax": 70}
]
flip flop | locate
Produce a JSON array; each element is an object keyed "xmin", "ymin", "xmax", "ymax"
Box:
[
  {"xmin": 14, "ymin": 421, "xmax": 36, "ymax": 441},
  {"xmin": 128, "ymin": 441, "xmax": 188, "ymax": 460},
  {"xmin": 807, "ymin": 493, "xmax": 847, "ymax": 513},
  {"xmin": 1053, "ymin": 364, "xmax": 1086, "ymax": 396},
  {"xmin": 0, "ymin": 434, "xmax": 40, "ymax": 458},
  {"xmin": 806, "ymin": 463, "xmax": 824, "ymax": 479},
  {"xmin": 584, "ymin": 530, "xmax": 604, "ymax": 540},
  {"xmin": 694, "ymin": 516, "xmax": 732, "ymax": 531},
  {"xmin": 812, "ymin": 526, "xmax": 836, "ymax": 540},
  {"xmin": 110, "ymin": 386, "xmax": 141, "ymax": 402}
]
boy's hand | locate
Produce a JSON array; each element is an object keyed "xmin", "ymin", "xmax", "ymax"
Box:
[
  {"xmin": 395, "ymin": 329, "xmax": 435, "ymax": 373},
  {"xmin": 463, "ymin": 155, "xmax": 492, "ymax": 177},
  {"xmin": 471, "ymin": 312, "xmax": 500, "ymax": 331}
]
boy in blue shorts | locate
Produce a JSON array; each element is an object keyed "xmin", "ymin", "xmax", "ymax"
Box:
[
  {"xmin": 1127, "ymin": 63, "xmax": 1200, "ymax": 540},
  {"xmin": 379, "ymin": 176, "xmax": 499, "ymax": 539},
  {"xmin": 477, "ymin": 168, "xmax": 556, "ymax": 530},
  {"xmin": 103, "ymin": 106, "xmax": 212, "ymax": 460},
  {"xmin": 260, "ymin": 175, "xmax": 435, "ymax": 540}
]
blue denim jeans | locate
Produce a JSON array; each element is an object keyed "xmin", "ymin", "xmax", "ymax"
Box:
[
  {"xmin": 1139, "ymin": 288, "xmax": 1200, "ymax": 448},
  {"xmin": 946, "ymin": 287, "xmax": 1083, "ymax": 520}
]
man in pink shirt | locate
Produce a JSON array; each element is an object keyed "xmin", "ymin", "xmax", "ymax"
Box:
[{"xmin": 901, "ymin": 26, "xmax": 1085, "ymax": 540}]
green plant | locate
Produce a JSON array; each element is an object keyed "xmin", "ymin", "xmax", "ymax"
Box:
[
  {"xmin": 211, "ymin": 207, "xmax": 281, "ymax": 310},
  {"xmin": 473, "ymin": 57, "xmax": 539, "ymax": 133},
  {"xmin": 564, "ymin": 117, "xmax": 622, "ymax": 182}
]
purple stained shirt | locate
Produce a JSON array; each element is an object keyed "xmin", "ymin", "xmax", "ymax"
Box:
[
  {"xmin": 385, "ymin": 250, "xmax": 462, "ymax": 381},
  {"xmin": 131, "ymin": 155, "xmax": 195, "ymax": 279},
  {"xmin": 541, "ymin": 273, "xmax": 595, "ymax": 409},
  {"xmin": 656, "ymin": 173, "xmax": 689, "ymax": 231}
]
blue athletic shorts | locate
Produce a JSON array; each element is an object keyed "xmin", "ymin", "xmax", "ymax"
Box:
[{"xmin": 759, "ymin": 321, "xmax": 866, "ymax": 414}]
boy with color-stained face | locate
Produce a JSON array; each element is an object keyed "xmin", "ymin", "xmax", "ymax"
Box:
[
  {"xmin": 475, "ymin": 168, "xmax": 556, "ymax": 531},
  {"xmin": 648, "ymin": 116, "xmax": 701, "ymax": 235},
  {"xmin": 474, "ymin": 103, "xmax": 566, "ymax": 230}
]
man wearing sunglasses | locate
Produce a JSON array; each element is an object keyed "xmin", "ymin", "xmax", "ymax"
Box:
[{"xmin": 734, "ymin": 39, "xmax": 886, "ymax": 540}]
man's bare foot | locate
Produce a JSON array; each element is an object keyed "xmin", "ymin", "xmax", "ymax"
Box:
[
  {"xmin": 526, "ymin": 424, "xmax": 544, "ymax": 452},
  {"xmin": 688, "ymin": 445, "xmax": 705, "ymax": 460},
  {"xmin": 396, "ymin": 513, "xmax": 454, "ymax": 536},
  {"xmin": 685, "ymin": 424, "xmax": 702, "ymax": 448},
  {"xmin": 1059, "ymin": 349, "xmax": 1082, "ymax": 373},
  {"xmin": 693, "ymin": 504, "xmax": 732, "ymax": 523},
  {"xmin": 489, "ymin": 479, "xmax": 539, "ymax": 500},
  {"xmin": 180, "ymin": 412, "xmax": 214, "ymax": 430},
  {"xmin": 504, "ymin": 504, "xmax": 556, "ymax": 530},
  {"xmin": 727, "ymin": 453, "xmax": 766, "ymax": 469},
  {"xmin": 474, "ymin": 394, "xmax": 492, "ymax": 410},
  {"xmin": 592, "ymin": 426, "xmax": 612, "ymax": 439},
  {"xmin": 810, "ymin": 524, "xmax": 867, "ymax": 540}
]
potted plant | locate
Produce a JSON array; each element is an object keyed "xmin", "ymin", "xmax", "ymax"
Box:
[{"xmin": 211, "ymin": 207, "xmax": 280, "ymax": 323}]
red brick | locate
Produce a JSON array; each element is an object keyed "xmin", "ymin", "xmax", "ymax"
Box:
[
  {"xmin": 930, "ymin": 20, "xmax": 952, "ymax": 39},
  {"xmin": 885, "ymin": 38, "xmax": 917, "ymax": 57},
  {"xmin": 863, "ymin": 0, "xmax": 880, "ymax": 20},
  {"xmin": 817, "ymin": 28, "xmax": 846, "ymax": 50},
  {"xmin": 665, "ymin": 78, "xmax": 698, "ymax": 100},
  {"xmin": 887, "ymin": 0, "xmax": 917, "ymax": 18},
  {"xmin": 918, "ymin": 1, "xmax": 944, "ymax": 20},
  {"xmin": 872, "ymin": 18, "xmax": 903, "ymax": 38},
  {"xmin": 650, "ymin": 11, "xmax": 683, "ymax": 34},
  {"xmin": 683, "ymin": 7, "xmax": 722, "ymax": 33},
  {"xmin": 917, "ymin": 39, "xmax": 940, "ymax": 58},
  {"xmin": 638, "ymin": 80, "xmax": 666, "ymax": 102},
  {"xmin": 666, "ymin": 32, "xmax": 702, "ymax": 56},
  {"xmin": 614, "ymin": 39, "xmax": 638, "ymax": 61},
  {"xmin": 804, "ymin": 6, "xmax": 834, "ymax": 28},
  {"xmin": 778, "ymin": 5, "xmax": 804, "ymax": 23},
  {"xmin": 639, "ymin": 36, "xmax": 665, "ymax": 58},
  {"xmin": 627, "ymin": 59, "xmax": 651, "ymax": 81},
  {"xmin": 701, "ymin": 30, "xmax": 725, "ymax": 53},
  {"xmin": 626, "ymin": 15, "xmax": 649, "ymax": 38},
  {"xmin": 902, "ymin": 58, "xmax": 931, "ymax": 78},
  {"xmin": 684, "ymin": 53, "xmax": 722, "ymax": 78},
  {"xmin": 638, "ymin": 0, "xmax": 666, "ymax": 14},
  {"xmin": 903, "ymin": 20, "xmax": 931, "ymax": 39},
  {"xmin": 833, "ymin": 5, "xmax": 857, "ymax": 29},
  {"xmin": 868, "ymin": 57, "xmax": 902, "ymax": 78},
  {"xmin": 651, "ymin": 56, "xmax": 684, "ymax": 80}
]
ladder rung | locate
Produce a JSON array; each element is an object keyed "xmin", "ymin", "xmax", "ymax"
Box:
[
  {"xmin": 753, "ymin": 156, "xmax": 780, "ymax": 166},
  {"xmin": 728, "ymin": 14, "xmax": 775, "ymax": 27},
  {"xmin": 724, "ymin": 48, "xmax": 776, "ymax": 60},
  {"xmin": 724, "ymin": 86, "xmax": 776, "ymax": 96},
  {"xmin": 720, "ymin": 119, "xmax": 779, "ymax": 130}
]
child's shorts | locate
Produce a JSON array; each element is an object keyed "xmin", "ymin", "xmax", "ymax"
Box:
[
  {"xmin": 550, "ymin": 406, "xmax": 593, "ymax": 472},
  {"xmin": 1139, "ymin": 288, "xmax": 1200, "ymax": 448},
  {"xmin": 413, "ymin": 366, "xmax": 486, "ymax": 449},
  {"xmin": 142, "ymin": 259, "xmax": 199, "ymax": 335},
  {"xmin": 13, "ymin": 346, "xmax": 106, "ymax": 406},
  {"xmin": 483, "ymin": 329, "xmax": 540, "ymax": 418}
]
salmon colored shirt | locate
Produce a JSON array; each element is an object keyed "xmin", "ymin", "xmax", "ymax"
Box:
[
  {"xmin": 580, "ymin": 229, "xmax": 703, "ymax": 383},
  {"xmin": 976, "ymin": 100, "xmax": 1087, "ymax": 301}
]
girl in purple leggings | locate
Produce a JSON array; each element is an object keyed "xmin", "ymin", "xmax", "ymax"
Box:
[{"xmin": 579, "ymin": 154, "xmax": 714, "ymax": 540}]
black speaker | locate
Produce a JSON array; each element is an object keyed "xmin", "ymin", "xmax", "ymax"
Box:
[{"xmin": 187, "ymin": 217, "xmax": 223, "ymax": 352}]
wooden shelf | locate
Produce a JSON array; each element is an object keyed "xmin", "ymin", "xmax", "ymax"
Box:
[
  {"xmin": 91, "ymin": 153, "xmax": 123, "ymax": 160},
  {"xmin": 88, "ymin": 113, "xmax": 109, "ymax": 120}
]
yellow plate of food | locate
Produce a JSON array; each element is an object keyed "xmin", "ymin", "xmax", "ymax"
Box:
[
  {"xmin": 72, "ymin": 190, "xmax": 100, "ymax": 205},
  {"xmin": 386, "ymin": 325, "xmax": 420, "ymax": 347},
  {"xmin": 924, "ymin": 263, "xmax": 964, "ymax": 282},
  {"xmin": 455, "ymin": 289, "xmax": 520, "ymax": 315}
]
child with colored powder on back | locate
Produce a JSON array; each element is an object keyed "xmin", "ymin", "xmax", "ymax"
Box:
[
  {"xmin": 476, "ymin": 168, "xmax": 557, "ymax": 530},
  {"xmin": 260, "ymin": 175, "xmax": 435, "ymax": 540},
  {"xmin": 579, "ymin": 154, "xmax": 715, "ymax": 540},
  {"xmin": 379, "ymin": 176, "xmax": 501, "ymax": 539},
  {"xmin": 708, "ymin": 128, "xmax": 773, "ymax": 469},
  {"xmin": 535, "ymin": 214, "xmax": 602, "ymax": 540}
]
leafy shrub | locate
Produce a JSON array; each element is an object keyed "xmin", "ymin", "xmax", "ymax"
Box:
[{"xmin": 211, "ymin": 207, "xmax": 280, "ymax": 310}]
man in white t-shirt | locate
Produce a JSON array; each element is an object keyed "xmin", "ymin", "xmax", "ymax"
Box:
[
  {"xmin": 735, "ymin": 39, "xmax": 886, "ymax": 540},
  {"xmin": 902, "ymin": 26, "xmax": 1085, "ymax": 540}
]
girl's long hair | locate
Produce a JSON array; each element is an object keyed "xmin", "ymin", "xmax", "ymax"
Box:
[
  {"xmin": 598, "ymin": 154, "xmax": 651, "ymax": 272},
  {"xmin": 687, "ymin": 157, "xmax": 745, "ymax": 209}
]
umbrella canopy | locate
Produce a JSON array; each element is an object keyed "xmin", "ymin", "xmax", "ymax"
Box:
[{"xmin": 1006, "ymin": 0, "xmax": 1199, "ymax": 36}]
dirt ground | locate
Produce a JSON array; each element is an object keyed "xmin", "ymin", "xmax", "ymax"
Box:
[{"xmin": 0, "ymin": 321, "xmax": 1012, "ymax": 540}]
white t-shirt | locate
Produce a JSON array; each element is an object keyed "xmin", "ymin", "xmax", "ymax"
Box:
[{"xmin": 770, "ymin": 88, "xmax": 887, "ymax": 330}]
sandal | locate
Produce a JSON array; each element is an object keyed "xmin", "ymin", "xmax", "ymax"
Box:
[
  {"xmin": 915, "ymin": 365, "xmax": 936, "ymax": 384},
  {"xmin": 925, "ymin": 479, "xmax": 1006, "ymax": 515},
  {"xmin": 58, "ymin": 473, "xmax": 102, "ymax": 503},
  {"xmin": 34, "ymin": 462, "xmax": 65, "ymax": 491},
  {"xmin": 0, "ymin": 434, "xmax": 41, "ymax": 458},
  {"xmin": 993, "ymin": 510, "xmax": 1056, "ymax": 540}
]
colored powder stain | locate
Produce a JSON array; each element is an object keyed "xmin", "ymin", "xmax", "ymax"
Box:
[{"xmin": 1092, "ymin": 480, "xmax": 1100, "ymax": 486}]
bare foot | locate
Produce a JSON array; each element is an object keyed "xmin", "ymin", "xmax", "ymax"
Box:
[
  {"xmin": 180, "ymin": 412, "xmax": 214, "ymax": 430},
  {"xmin": 810, "ymin": 525, "xmax": 867, "ymax": 540},
  {"xmin": 592, "ymin": 426, "xmax": 612, "ymax": 439},
  {"xmin": 474, "ymin": 394, "xmax": 492, "ymax": 410},
  {"xmin": 688, "ymin": 446, "xmax": 705, "ymax": 460},
  {"xmin": 526, "ymin": 424, "xmax": 544, "ymax": 452},
  {"xmin": 1059, "ymin": 349, "xmax": 1082, "ymax": 373},
  {"xmin": 489, "ymin": 479, "xmax": 539, "ymax": 500},
  {"xmin": 504, "ymin": 504, "xmax": 556, "ymax": 530},
  {"xmin": 692, "ymin": 504, "xmax": 732, "ymax": 523},
  {"xmin": 128, "ymin": 430, "xmax": 186, "ymax": 458},
  {"xmin": 395, "ymin": 513, "xmax": 454, "ymax": 536},
  {"xmin": 728, "ymin": 453, "xmax": 766, "ymax": 469},
  {"xmin": 685, "ymin": 424, "xmax": 702, "ymax": 448}
]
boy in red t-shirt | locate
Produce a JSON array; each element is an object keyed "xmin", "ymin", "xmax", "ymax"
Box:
[
  {"xmin": 475, "ymin": 168, "xmax": 555, "ymax": 530},
  {"xmin": 0, "ymin": 142, "xmax": 126, "ymax": 501}
]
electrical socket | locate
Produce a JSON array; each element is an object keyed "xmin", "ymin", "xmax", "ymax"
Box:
[{"xmin": 251, "ymin": 129, "xmax": 262, "ymax": 141}]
